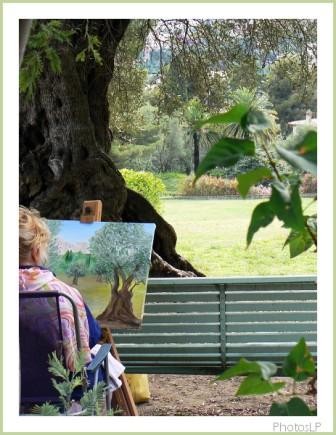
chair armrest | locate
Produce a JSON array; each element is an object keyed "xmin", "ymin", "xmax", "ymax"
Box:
[{"xmin": 86, "ymin": 344, "xmax": 112, "ymax": 373}]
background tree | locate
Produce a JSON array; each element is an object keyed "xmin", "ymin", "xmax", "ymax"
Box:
[
  {"xmin": 210, "ymin": 87, "xmax": 282, "ymax": 179},
  {"xmin": 265, "ymin": 54, "xmax": 317, "ymax": 135},
  {"xmin": 67, "ymin": 260, "xmax": 86, "ymax": 285},
  {"xmin": 89, "ymin": 223, "xmax": 153, "ymax": 327},
  {"xmin": 150, "ymin": 115, "xmax": 191, "ymax": 173},
  {"xmin": 183, "ymin": 98, "xmax": 206, "ymax": 172}
]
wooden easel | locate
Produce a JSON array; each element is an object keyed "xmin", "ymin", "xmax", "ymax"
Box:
[{"xmin": 80, "ymin": 200, "xmax": 138, "ymax": 416}]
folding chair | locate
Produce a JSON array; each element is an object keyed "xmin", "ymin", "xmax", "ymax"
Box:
[{"xmin": 19, "ymin": 291, "xmax": 112, "ymax": 413}]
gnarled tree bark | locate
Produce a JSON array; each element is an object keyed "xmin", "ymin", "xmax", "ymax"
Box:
[{"xmin": 19, "ymin": 19, "xmax": 204, "ymax": 278}]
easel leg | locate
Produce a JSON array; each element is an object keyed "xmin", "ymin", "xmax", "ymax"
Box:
[{"xmin": 101, "ymin": 327, "xmax": 138, "ymax": 416}]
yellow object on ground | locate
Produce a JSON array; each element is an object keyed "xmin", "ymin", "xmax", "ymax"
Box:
[{"xmin": 125, "ymin": 374, "xmax": 151, "ymax": 403}]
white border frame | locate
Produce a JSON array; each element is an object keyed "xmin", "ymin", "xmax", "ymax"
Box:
[{"xmin": 3, "ymin": 2, "xmax": 333, "ymax": 433}]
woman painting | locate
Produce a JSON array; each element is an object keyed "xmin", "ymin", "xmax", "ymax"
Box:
[{"xmin": 19, "ymin": 206, "xmax": 101, "ymax": 371}]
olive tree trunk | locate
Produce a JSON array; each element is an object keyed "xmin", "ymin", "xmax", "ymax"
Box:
[{"xmin": 19, "ymin": 19, "xmax": 204, "ymax": 278}]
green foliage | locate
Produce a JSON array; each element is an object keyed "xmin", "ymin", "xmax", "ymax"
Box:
[
  {"xmin": 120, "ymin": 168, "xmax": 166, "ymax": 212},
  {"xmin": 80, "ymin": 382, "xmax": 106, "ymax": 416},
  {"xmin": 283, "ymin": 338, "xmax": 316, "ymax": 382},
  {"xmin": 270, "ymin": 398, "xmax": 316, "ymax": 416},
  {"xmin": 76, "ymin": 33, "xmax": 103, "ymax": 65},
  {"xmin": 216, "ymin": 338, "xmax": 316, "ymax": 415},
  {"xmin": 194, "ymin": 101, "xmax": 317, "ymax": 257},
  {"xmin": 31, "ymin": 402, "xmax": 61, "ymax": 416},
  {"xmin": 246, "ymin": 201, "xmax": 275, "ymax": 247},
  {"xmin": 237, "ymin": 167, "xmax": 272, "ymax": 198},
  {"xmin": 236, "ymin": 375, "xmax": 285, "ymax": 396},
  {"xmin": 216, "ymin": 359, "xmax": 277, "ymax": 381},
  {"xmin": 276, "ymin": 129, "xmax": 317, "ymax": 176},
  {"xmin": 284, "ymin": 226, "xmax": 315, "ymax": 259},
  {"xmin": 197, "ymin": 103, "xmax": 248, "ymax": 129},
  {"xmin": 156, "ymin": 172, "xmax": 188, "ymax": 195},
  {"xmin": 47, "ymin": 351, "xmax": 86, "ymax": 412},
  {"xmin": 194, "ymin": 137, "xmax": 255, "ymax": 182},
  {"xmin": 20, "ymin": 20, "xmax": 74, "ymax": 98},
  {"xmin": 151, "ymin": 116, "xmax": 192, "ymax": 173},
  {"xmin": 265, "ymin": 54, "xmax": 317, "ymax": 135},
  {"xmin": 184, "ymin": 97, "xmax": 206, "ymax": 127},
  {"xmin": 215, "ymin": 358, "xmax": 284, "ymax": 396},
  {"xmin": 181, "ymin": 175, "xmax": 239, "ymax": 197},
  {"xmin": 32, "ymin": 351, "xmax": 112, "ymax": 416}
]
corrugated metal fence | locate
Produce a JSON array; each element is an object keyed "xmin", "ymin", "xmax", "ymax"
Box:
[{"xmin": 113, "ymin": 276, "xmax": 317, "ymax": 374}]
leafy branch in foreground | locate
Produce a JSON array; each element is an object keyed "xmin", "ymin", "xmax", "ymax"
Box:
[
  {"xmin": 194, "ymin": 101, "xmax": 317, "ymax": 258},
  {"xmin": 31, "ymin": 351, "xmax": 114, "ymax": 416},
  {"xmin": 215, "ymin": 338, "xmax": 316, "ymax": 416},
  {"xmin": 20, "ymin": 20, "xmax": 74, "ymax": 99}
]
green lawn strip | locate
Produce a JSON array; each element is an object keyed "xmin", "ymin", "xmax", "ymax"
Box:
[{"xmin": 162, "ymin": 199, "xmax": 316, "ymax": 276}]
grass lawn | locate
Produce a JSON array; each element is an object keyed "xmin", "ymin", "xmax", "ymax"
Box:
[{"xmin": 162, "ymin": 198, "xmax": 317, "ymax": 277}]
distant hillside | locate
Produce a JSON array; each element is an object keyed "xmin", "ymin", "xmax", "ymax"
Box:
[{"xmin": 56, "ymin": 238, "xmax": 89, "ymax": 255}]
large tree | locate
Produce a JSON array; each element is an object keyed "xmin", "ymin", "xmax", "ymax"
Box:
[
  {"xmin": 19, "ymin": 19, "xmax": 201, "ymax": 278},
  {"xmin": 19, "ymin": 19, "xmax": 316, "ymax": 278}
]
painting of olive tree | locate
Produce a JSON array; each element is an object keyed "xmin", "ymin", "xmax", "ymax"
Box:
[{"xmin": 45, "ymin": 220, "xmax": 155, "ymax": 329}]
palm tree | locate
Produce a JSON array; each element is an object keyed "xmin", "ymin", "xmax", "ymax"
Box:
[
  {"xmin": 223, "ymin": 87, "xmax": 280, "ymax": 144},
  {"xmin": 184, "ymin": 98, "xmax": 206, "ymax": 173}
]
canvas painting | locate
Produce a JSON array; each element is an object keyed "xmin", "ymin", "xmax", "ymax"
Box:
[{"xmin": 45, "ymin": 220, "xmax": 155, "ymax": 329}]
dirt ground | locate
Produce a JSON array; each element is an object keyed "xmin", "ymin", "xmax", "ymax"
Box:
[{"xmin": 137, "ymin": 375, "xmax": 316, "ymax": 416}]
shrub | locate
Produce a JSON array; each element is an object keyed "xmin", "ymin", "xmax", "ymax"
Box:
[
  {"xmin": 180, "ymin": 175, "xmax": 239, "ymax": 196},
  {"xmin": 120, "ymin": 169, "xmax": 166, "ymax": 212},
  {"xmin": 300, "ymin": 173, "xmax": 317, "ymax": 194},
  {"xmin": 180, "ymin": 175, "xmax": 274, "ymax": 197}
]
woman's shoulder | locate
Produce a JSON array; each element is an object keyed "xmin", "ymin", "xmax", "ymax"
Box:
[{"xmin": 50, "ymin": 278, "xmax": 85, "ymax": 304}]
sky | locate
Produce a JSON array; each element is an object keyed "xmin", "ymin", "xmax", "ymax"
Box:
[{"xmin": 48, "ymin": 220, "xmax": 155, "ymax": 244}]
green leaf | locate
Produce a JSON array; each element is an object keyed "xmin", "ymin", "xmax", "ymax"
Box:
[
  {"xmin": 276, "ymin": 145, "xmax": 317, "ymax": 176},
  {"xmin": 75, "ymin": 49, "xmax": 87, "ymax": 63},
  {"xmin": 92, "ymin": 49, "xmax": 103, "ymax": 65},
  {"xmin": 270, "ymin": 182, "xmax": 305, "ymax": 231},
  {"xmin": 216, "ymin": 358, "xmax": 277, "ymax": 381},
  {"xmin": 237, "ymin": 167, "xmax": 272, "ymax": 198},
  {"xmin": 45, "ymin": 47, "xmax": 62, "ymax": 74},
  {"xmin": 247, "ymin": 201, "xmax": 275, "ymax": 247},
  {"xmin": 48, "ymin": 351, "xmax": 68, "ymax": 380},
  {"xmin": 196, "ymin": 103, "xmax": 249, "ymax": 128},
  {"xmin": 246, "ymin": 109, "xmax": 272, "ymax": 133},
  {"xmin": 284, "ymin": 228, "xmax": 314, "ymax": 258},
  {"xmin": 270, "ymin": 397, "xmax": 313, "ymax": 416},
  {"xmin": 283, "ymin": 338, "xmax": 316, "ymax": 381},
  {"xmin": 276, "ymin": 130, "xmax": 317, "ymax": 176},
  {"xmin": 236, "ymin": 374, "xmax": 285, "ymax": 396},
  {"xmin": 194, "ymin": 137, "xmax": 255, "ymax": 182},
  {"xmin": 31, "ymin": 403, "xmax": 61, "ymax": 416}
]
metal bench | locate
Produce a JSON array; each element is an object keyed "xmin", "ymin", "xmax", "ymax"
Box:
[{"xmin": 113, "ymin": 276, "xmax": 317, "ymax": 375}]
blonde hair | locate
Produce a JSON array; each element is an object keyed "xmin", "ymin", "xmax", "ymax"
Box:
[{"xmin": 19, "ymin": 206, "xmax": 51, "ymax": 265}]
